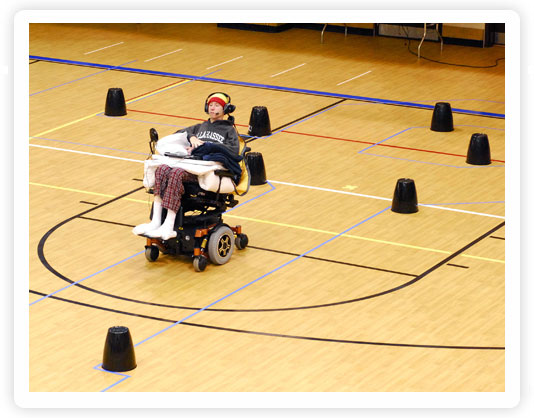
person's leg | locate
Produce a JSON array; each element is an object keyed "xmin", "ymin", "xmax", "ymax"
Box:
[
  {"xmin": 147, "ymin": 168, "xmax": 192, "ymax": 240},
  {"xmin": 132, "ymin": 165, "xmax": 171, "ymax": 235}
]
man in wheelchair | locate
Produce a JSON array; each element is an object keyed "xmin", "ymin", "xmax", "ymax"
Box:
[{"xmin": 133, "ymin": 92, "xmax": 250, "ymax": 271}]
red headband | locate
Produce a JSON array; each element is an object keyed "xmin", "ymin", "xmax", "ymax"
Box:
[{"xmin": 207, "ymin": 96, "xmax": 227, "ymax": 108}]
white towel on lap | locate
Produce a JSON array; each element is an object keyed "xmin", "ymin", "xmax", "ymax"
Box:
[
  {"xmin": 155, "ymin": 132, "xmax": 190, "ymax": 157},
  {"xmin": 143, "ymin": 154, "xmax": 235, "ymax": 193}
]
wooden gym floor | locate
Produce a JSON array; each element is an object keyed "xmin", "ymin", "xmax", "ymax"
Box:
[{"xmin": 26, "ymin": 23, "xmax": 507, "ymax": 395}]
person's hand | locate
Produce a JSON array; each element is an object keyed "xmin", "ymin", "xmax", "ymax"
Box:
[{"xmin": 189, "ymin": 136, "xmax": 204, "ymax": 149}]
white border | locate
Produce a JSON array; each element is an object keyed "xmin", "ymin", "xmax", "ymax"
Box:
[{"xmin": 14, "ymin": 8, "xmax": 521, "ymax": 411}]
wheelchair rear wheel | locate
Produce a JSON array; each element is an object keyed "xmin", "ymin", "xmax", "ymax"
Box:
[{"xmin": 207, "ymin": 225, "xmax": 235, "ymax": 265}]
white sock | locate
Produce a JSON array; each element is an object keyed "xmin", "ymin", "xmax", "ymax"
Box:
[
  {"xmin": 146, "ymin": 208, "xmax": 177, "ymax": 240},
  {"xmin": 132, "ymin": 198, "xmax": 163, "ymax": 235}
]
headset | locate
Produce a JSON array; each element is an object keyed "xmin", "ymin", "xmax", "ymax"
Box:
[{"xmin": 204, "ymin": 92, "xmax": 236, "ymax": 115}]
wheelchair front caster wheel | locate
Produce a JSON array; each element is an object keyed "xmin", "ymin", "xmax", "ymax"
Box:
[
  {"xmin": 145, "ymin": 246, "xmax": 159, "ymax": 262},
  {"xmin": 235, "ymin": 233, "xmax": 248, "ymax": 250},
  {"xmin": 193, "ymin": 256, "xmax": 208, "ymax": 272}
]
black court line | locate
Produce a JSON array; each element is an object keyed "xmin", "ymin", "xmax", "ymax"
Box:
[
  {"xmin": 77, "ymin": 215, "xmax": 417, "ymax": 277},
  {"xmin": 28, "ymin": 290, "xmax": 505, "ymax": 351},
  {"xmin": 37, "ymin": 186, "xmax": 145, "ymax": 284},
  {"xmin": 33, "ymin": 84, "xmax": 504, "ymax": 312},
  {"xmin": 446, "ymin": 263, "xmax": 469, "ymax": 269},
  {"xmin": 246, "ymin": 245, "xmax": 417, "ymax": 277},
  {"xmin": 490, "ymin": 236, "xmax": 505, "ymax": 240},
  {"xmin": 79, "ymin": 201, "xmax": 98, "ymax": 206},
  {"xmin": 29, "ymin": 60, "xmax": 40, "ymax": 64},
  {"xmin": 271, "ymin": 99, "xmax": 346, "ymax": 130},
  {"xmin": 245, "ymin": 98, "xmax": 346, "ymax": 143},
  {"xmin": 37, "ymin": 186, "xmax": 504, "ymax": 313},
  {"xmin": 79, "ymin": 216, "xmax": 139, "ymax": 229}
]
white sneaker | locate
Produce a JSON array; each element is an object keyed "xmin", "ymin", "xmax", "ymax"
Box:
[
  {"xmin": 146, "ymin": 226, "xmax": 177, "ymax": 240},
  {"xmin": 132, "ymin": 222, "xmax": 160, "ymax": 236}
]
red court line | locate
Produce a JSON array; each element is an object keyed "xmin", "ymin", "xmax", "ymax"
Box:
[
  {"xmin": 125, "ymin": 80, "xmax": 186, "ymax": 102},
  {"xmin": 128, "ymin": 108, "xmax": 249, "ymax": 127},
  {"xmin": 282, "ymin": 129, "xmax": 505, "ymax": 163},
  {"xmin": 127, "ymin": 109, "xmax": 505, "ymax": 163}
]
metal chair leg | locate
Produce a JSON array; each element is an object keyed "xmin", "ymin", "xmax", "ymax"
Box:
[
  {"xmin": 417, "ymin": 23, "xmax": 428, "ymax": 59},
  {"xmin": 436, "ymin": 27, "xmax": 444, "ymax": 53},
  {"xmin": 321, "ymin": 23, "xmax": 327, "ymax": 43}
]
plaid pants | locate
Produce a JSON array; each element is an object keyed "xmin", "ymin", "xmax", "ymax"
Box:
[{"xmin": 154, "ymin": 165, "xmax": 198, "ymax": 212}]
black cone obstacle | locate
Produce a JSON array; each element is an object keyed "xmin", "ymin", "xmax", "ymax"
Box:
[
  {"xmin": 391, "ymin": 178, "xmax": 418, "ymax": 214},
  {"xmin": 245, "ymin": 152, "xmax": 267, "ymax": 185},
  {"xmin": 248, "ymin": 106, "xmax": 271, "ymax": 137},
  {"xmin": 430, "ymin": 102, "xmax": 453, "ymax": 132},
  {"xmin": 466, "ymin": 133, "xmax": 491, "ymax": 165},
  {"xmin": 102, "ymin": 326, "xmax": 137, "ymax": 372},
  {"xmin": 105, "ymin": 88, "xmax": 127, "ymax": 116}
]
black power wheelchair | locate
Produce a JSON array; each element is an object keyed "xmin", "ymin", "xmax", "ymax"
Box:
[{"xmin": 140, "ymin": 127, "xmax": 251, "ymax": 272}]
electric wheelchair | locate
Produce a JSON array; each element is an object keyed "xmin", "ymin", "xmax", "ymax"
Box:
[{"xmin": 140, "ymin": 126, "xmax": 251, "ymax": 272}]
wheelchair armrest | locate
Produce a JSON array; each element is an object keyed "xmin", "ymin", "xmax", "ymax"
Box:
[
  {"xmin": 240, "ymin": 146, "xmax": 251, "ymax": 157},
  {"xmin": 214, "ymin": 169, "xmax": 234, "ymax": 178}
]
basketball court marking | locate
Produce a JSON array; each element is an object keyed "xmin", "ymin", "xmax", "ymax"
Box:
[
  {"xmin": 29, "ymin": 179, "xmax": 505, "ymax": 263},
  {"xmin": 84, "ymin": 41, "xmax": 124, "ymax": 55},
  {"xmin": 125, "ymin": 105, "xmax": 505, "ymax": 163},
  {"xmin": 28, "ymin": 143, "xmax": 504, "ymax": 220},
  {"xmin": 206, "ymin": 56, "xmax": 243, "ymax": 70},
  {"xmin": 270, "ymin": 63, "xmax": 307, "ymax": 77},
  {"xmin": 337, "ymin": 70, "xmax": 372, "ymax": 85},
  {"xmin": 29, "ymin": 60, "xmax": 137, "ymax": 96},
  {"xmin": 28, "ymin": 55, "xmax": 506, "ymax": 118},
  {"xmin": 144, "ymin": 48, "xmax": 183, "ymax": 62},
  {"xmin": 93, "ymin": 205, "xmax": 392, "ymax": 391},
  {"xmin": 29, "ymin": 251, "xmax": 144, "ymax": 306}
]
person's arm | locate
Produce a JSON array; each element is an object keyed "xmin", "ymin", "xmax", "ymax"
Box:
[
  {"xmin": 224, "ymin": 127, "xmax": 240, "ymax": 155},
  {"xmin": 176, "ymin": 124, "xmax": 200, "ymax": 141},
  {"xmin": 176, "ymin": 123, "xmax": 204, "ymax": 149}
]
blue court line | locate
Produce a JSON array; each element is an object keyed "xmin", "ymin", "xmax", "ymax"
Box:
[
  {"xmin": 358, "ymin": 124, "xmax": 505, "ymax": 167},
  {"xmin": 28, "ymin": 55, "xmax": 505, "ymax": 119},
  {"xmin": 97, "ymin": 189, "xmax": 390, "ymax": 392},
  {"xmin": 224, "ymin": 181, "xmax": 276, "ymax": 213},
  {"xmin": 131, "ymin": 206, "xmax": 390, "ymax": 349},
  {"xmin": 94, "ymin": 182, "xmax": 277, "ymax": 391},
  {"xmin": 358, "ymin": 124, "xmax": 504, "ymax": 155},
  {"xmin": 358, "ymin": 127, "xmax": 426, "ymax": 153},
  {"xmin": 93, "ymin": 364, "xmax": 131, "ymax": 392},
  {"xmin": 29, "ymin": 60, "xmax": 137, "ymax": 96},
  {"xmin": 29, "ymin": 250, "xmax": 144, "ymax": 306}
]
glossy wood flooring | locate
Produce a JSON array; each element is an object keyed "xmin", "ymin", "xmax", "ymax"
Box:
[{"xmin": 26, "ymin": 23, "xmax": 507, "ymax": 395}]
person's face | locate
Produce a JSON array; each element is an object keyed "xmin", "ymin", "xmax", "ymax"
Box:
[{"xmin": 208, "ymin": 101, "xmax": 224, "ymax": 120}]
